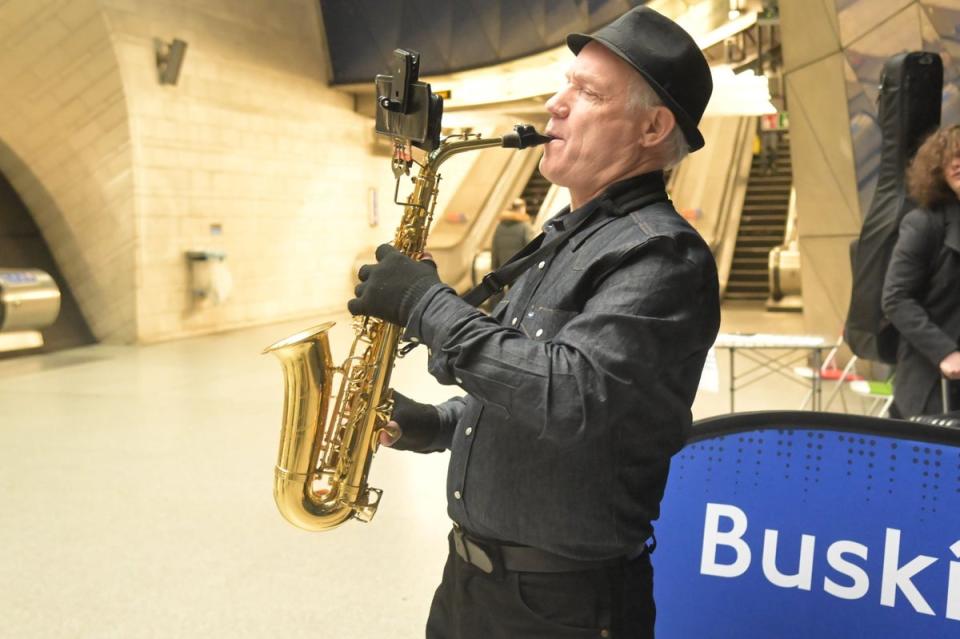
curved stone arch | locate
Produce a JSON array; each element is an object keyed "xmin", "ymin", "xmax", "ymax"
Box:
[{"xmin": 0, "ymin": 0, "xmax": 136, "ymax": 342}]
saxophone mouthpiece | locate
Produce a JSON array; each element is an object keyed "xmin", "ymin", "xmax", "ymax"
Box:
[{"xmin": 502, "ymin": 124, "xmax": 554, "ymax": 149}]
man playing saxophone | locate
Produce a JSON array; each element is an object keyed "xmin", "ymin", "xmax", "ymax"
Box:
[{"xmin": 349, "ymin": 7, "xmax": 719, "ymax": 638}]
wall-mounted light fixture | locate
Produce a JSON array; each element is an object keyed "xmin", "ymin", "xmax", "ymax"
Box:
[{"xmin": 155, "ymin": 38, "xmax": 188, "ymax": 85}]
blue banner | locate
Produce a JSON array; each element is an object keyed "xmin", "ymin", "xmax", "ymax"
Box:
[{"xmin": 655, "ymin": 412, "xmax": 960, "ymax": 638}]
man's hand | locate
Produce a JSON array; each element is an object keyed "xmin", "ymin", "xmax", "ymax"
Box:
[
  {"xmin": 380, "ymin": 391, "xmax": 443, "ymax": 452},
  {"xmin": 940, "ymin": 351, "xmax": 960, "ymax": 380},
  {"xmin": 348, "ymin": 244, "xmax": 440, "ymax": 327}
]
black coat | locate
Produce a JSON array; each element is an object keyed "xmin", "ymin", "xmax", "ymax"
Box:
[{"xmin": 881, "ymin": 200, "xmax": 960, "ymax": 416}]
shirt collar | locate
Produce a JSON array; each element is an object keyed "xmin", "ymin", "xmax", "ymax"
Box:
[
  {"xmin": 598, "ymin": 171, "xmax": 667, "ymax": 214},
  {"xmin": 543, "ymin": 171, "xmax": 668, "ymax": 239}
]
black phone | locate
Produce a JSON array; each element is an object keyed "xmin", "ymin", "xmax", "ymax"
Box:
[{"xmin": 375, "ymin": 49, "xmax": 443, "ymax": 151}]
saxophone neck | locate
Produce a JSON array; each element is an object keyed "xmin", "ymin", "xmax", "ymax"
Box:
[
  {"xmin": 393, "ymin": 124, "xmax": 551, "ymax": 257},
  {"xmin": 425, "ymin": 124, "xmax": 552, "ymax": 173}
]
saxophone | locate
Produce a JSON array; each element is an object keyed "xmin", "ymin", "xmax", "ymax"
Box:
[{"xmin": 264, "ymin": 125, "xmax": 550, "ymax": 531}]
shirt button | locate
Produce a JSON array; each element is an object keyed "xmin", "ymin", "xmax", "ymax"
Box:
[
  {"xmin": 455, "ymin": 376, "xmax": 463, "ymax": 384},
  {"xmin": 465, "ymin": 427, "xmax": 473, "ymax": 436},
  {"xmin": 527, "ymin": 312, "xmax": 534, "ymax": 317},
  {"xmin": 454, "ymin": 490, "xmax": 462, "ymax": 500},
  {"xmin": 538, "ymin": 260, "xmax": 546, "ymax": 269},
  {"xmin": 535, "ymin": 329, "xmax": 544, "ymax": 337},
  {"xmin": 409, "ymin": 336, "xmax": 419, "ymax": 343},
  {"xmin": 511, "ymin": 317, "xmax": 518, "ymax": 325}
]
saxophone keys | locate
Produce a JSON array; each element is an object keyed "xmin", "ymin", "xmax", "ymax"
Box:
[
  {"xmin": 353, "ymin": 487, "xmax": 383, "ymax": 523},
  {"xmin": 374, "ymin": 424, "xmax": 401, "ymax": 451}
]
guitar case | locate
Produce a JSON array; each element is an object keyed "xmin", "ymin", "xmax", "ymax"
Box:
[{"xmin": 844, "ymin": 51, "xmax": 942, "ymax": 363}]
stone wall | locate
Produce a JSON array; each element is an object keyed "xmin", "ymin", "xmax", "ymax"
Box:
[
  {"xmin": 104, "ymin": 0, "xmax": 401, "ymax": 342},
  {"xmin": 0, "ymin": 0, "xmax": 408, "ymax": 343}
]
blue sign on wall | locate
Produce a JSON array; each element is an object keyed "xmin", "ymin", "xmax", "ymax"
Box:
[{"xmin": 654, "ymin": 412, "xmax": 960, "ymax": 638}]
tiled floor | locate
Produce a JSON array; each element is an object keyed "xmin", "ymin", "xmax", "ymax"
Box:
[{"xmin": 0, "ymin": 303, "xmax": 837, "ymax": 638}]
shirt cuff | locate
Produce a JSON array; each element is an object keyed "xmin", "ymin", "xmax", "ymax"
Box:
[
  {"xmin": 430, "ymin": 395, "xmax": 466, "ymax": 451},
  {"xmin": 402, "ymin": 282, "xmax": 477, "ymax": 348}
]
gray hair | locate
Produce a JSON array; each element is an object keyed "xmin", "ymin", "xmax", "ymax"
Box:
[{"xmin": 625, "ymin": 73, "xmax": 690, "ymax": 169}]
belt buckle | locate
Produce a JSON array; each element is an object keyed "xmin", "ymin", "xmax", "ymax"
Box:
[
  {"xmin": 452, "ymin": 526, "xmax": 470, "ymax": 562},
  {"xmin": 452, "ymin": 526, "xmax": 501, "ymax": 576}
]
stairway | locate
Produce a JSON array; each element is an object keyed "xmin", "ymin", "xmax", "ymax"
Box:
[{"xmin": 725, "ymin": 132, "xmax": 792, "ymax": 301}]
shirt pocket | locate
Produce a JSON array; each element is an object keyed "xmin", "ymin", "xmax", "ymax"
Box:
[{"xmin": 522, "ymin": 306, "xmax": 578, "ymax": 341}]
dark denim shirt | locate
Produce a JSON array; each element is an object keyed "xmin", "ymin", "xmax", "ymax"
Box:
[{"xmin": 403, "ymin": 172, "xmax": 720, "ymax": 560}]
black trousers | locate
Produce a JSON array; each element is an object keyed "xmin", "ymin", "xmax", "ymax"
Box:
[{"xmin": 425, "ymin": 534, "xmax": 655, "ymax": 639}]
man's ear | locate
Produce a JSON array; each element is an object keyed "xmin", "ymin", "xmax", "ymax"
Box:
[{"xmin": 638, "ymin": 106, "xmax": 676, "ymax": 149}]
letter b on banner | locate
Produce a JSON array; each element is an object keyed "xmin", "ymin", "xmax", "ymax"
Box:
[{"xmin": 701, "ymin": 503, "xmax": 751, "ymax": 578}]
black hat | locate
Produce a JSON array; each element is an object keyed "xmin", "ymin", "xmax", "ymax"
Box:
[{"xmin": 567, "ymin": 7, "xmax": 713, "ymax": 152}]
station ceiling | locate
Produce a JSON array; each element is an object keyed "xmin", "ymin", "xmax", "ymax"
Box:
[{"xmin": 318, "ymin": 0, "xmax": 646, "ymax": 85}]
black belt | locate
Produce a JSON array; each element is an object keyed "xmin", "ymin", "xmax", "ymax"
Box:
[{"xmin": 451, "ymin": 524, "xmax": 651, "ymax": 575}]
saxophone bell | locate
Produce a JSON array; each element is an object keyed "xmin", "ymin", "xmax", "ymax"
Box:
[{"xmin": 263, "ymin": 322, "xmax": 356, "ymax": 531}]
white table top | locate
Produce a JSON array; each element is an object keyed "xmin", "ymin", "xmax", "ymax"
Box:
[{"xmin": 713, "ymin": 332, "xmax": 828, "ymax": 349}]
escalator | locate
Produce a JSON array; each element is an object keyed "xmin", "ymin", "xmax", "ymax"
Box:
[
  {"xmin": 432, "ymin": 119, "xmax": 791, "ymax": 304},
  {"xmin": 725, "ymin": 132, "xmax": 792, "ymax": 301},
  {"xmin": 463, "ymin": 160, "xmax": 553, "ymax": 294},
  {"xmin": 426, "ymin": 132, "xmax": 544, "ymax": 293}
]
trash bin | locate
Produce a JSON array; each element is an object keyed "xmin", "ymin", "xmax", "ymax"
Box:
[{"xmin": 0, "ymin": 269, "xmax": 61, "ymax": 332}]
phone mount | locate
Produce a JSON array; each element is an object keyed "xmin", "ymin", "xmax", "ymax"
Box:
[{"xmin": 375, "ymin": 49, "xmax": 443, "ymax": 152}]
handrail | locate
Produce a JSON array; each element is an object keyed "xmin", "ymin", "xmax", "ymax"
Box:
[
  {"xmin": 712, "ymin": 117, "xmax": 747, "ymax": 245},
  {"xmin": 782, "ymin": 185, "xmax": 798, "ymax": 248},
  {"xmin": 713, "ymin": 116, "xmax": 756, "ymax": 296}
]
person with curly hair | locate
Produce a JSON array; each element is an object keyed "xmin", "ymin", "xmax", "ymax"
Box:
[{"xmin": 882, "ymin": 124, "xmax": 960, "ymax": 417}]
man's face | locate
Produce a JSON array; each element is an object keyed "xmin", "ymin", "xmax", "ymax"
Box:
[
  {"xmin": 945, "ymin": 154, "xmax": 960, "ymax": 199},
  {"xmin": 540, "ymin": 42, "xmax": 648, "ymax": 204}
]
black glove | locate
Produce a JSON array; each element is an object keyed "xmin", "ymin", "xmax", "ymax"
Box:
[
  {"xmin": 348, "ymin": 244, "xmax": 440, "ymax": 326},
  {"xmin": 387, "ymin": 391, "xmax": 444, "ymax": 452}
]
